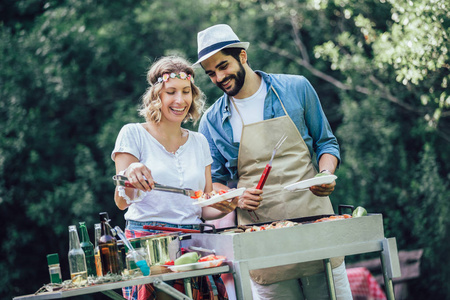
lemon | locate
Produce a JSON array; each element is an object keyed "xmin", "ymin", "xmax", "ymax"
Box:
[{"xmin": 352, "ymin": 206, "xmax": 367, "ymax": 218}]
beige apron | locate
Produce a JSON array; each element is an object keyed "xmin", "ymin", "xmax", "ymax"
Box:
[{"xmin": 233, "ymin": 87, "xmax": 344, "ymax": 284}]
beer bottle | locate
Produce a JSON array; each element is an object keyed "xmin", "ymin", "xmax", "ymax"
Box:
[
  {"xmin": 79, "ymin": 222, "xmax": 96, "ymax": 277},
  {"xmin": 68, "ymin": 225, "xmax": 87, "ymax": 286},
  {"xmin": 94, "ymin": 223, "xmax": 103, "ymax": 276},
  {"xmin": 98, "ymin": 212, "xmax": 121, "ymax": 275}
]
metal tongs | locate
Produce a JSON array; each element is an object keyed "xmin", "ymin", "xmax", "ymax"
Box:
[
  {"xmin": 112, "ymin": 175, "xmax": 197, "ymax": 198},
  {"xmin": 250, "ymin": 134, "xmax": 288, "ymax": 222}
]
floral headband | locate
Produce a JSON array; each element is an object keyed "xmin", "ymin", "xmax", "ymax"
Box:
[{"xmin": 154, "ymin": 72, "xmax": 194, "ymax": 85}]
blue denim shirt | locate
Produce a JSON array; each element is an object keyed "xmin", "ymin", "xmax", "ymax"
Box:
[{"xmin": 198, "ymin": 71, "xmax": 340, "ymax": 185}]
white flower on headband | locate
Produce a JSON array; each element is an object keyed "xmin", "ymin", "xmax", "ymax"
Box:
[{"xmin": 155, "ymin": 72, "xmax": 193, "ymax": 85}]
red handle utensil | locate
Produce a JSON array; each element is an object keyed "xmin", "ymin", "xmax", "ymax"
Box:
[
  {"xmin": 249, "ymin": 134, "xmax": 288, "ymax": 222},
  {"xmin": 256, "ymin": 133, "xmax": 288, "ymax": 190},
  {"xmin": 256, "ymin": 164, "xmax": 272, "ymax": 190}
]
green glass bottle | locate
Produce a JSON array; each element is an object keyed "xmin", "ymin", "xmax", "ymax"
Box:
[{"xmin": 79, "ymin": 222, "xmax": 96, "ymax": 277}]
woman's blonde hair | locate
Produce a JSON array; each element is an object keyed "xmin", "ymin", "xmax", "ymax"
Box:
[{"xmin": 139, "ymin": 56, "xmax": 205, "ymax": 124}]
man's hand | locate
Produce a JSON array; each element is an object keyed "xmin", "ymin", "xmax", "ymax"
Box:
[
  {"xmin": 314, "ymin": 153, "xmax": 338, "ymax": 197},
  {"xmin": 309, "ymin": 181, "xmax": 336, "ymax": 197},
  {"xmin": 237, "ymin": 187, "xmax": 263, "ymax": 211}
]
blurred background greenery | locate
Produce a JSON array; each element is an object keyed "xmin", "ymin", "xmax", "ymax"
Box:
[{"xmin": 1, "ymin": 0, "xmax": 449, "ymax": 299}]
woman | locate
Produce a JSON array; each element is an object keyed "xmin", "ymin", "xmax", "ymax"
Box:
[{"xmin": 112, "ymin": 56, "xmax": 234, "ymax": 299}]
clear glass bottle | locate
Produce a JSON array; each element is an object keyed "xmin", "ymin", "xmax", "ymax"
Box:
[
  {"xmin": 79, "ymin": 222, "xmax": 96, "ymax": 277},
  {"xmin": 47, "ymin": 253, "xmax": 62, "ymax": 284},
  {"xmin": 68, "ymin": 225, "xmax": 88, "ymax": 286},
  {"xmin": 94, "ymin": 223, "xmax": 103, "ymax": 277},
  {"xmin": 126, "ymin": 239, "xmax": 149, "ymax": 275},
  {"xmin": 98, "ymin": 212, "xmax": 121, "ymax": 275},
  {"xmin": 125, "ymin": 247, "xmax": 139, "ymax": 275},
  {"xmin": 133, "ymin": 239, "xmax": 150, "ymax": 267}
]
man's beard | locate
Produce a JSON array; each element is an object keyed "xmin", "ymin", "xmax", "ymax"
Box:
[{"xmin": 217, "ymin": 63, "xmax": 246, "ymax": 97}]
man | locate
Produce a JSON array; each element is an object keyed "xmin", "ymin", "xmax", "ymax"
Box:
[{"xmin": 195, "ymin": 24, "xmax": 352, "ymax": 299}]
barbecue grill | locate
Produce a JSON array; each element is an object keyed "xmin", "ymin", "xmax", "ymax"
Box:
[{"xmin": 180, "ymin": 213, "xmax": 401, "ymax": 300}]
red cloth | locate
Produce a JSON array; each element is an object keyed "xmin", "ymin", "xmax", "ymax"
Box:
[{"xmin": 347, "ymin": 267, "xmax": 386, "ymax": 300}]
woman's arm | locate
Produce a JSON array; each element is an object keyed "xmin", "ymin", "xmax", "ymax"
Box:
[{"xmin": 201, "ymin": 166, "xmax": 238, "ymax": 220}]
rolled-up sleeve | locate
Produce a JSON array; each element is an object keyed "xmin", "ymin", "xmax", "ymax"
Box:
[{"xmin": 302, "ymin": 79, "xmax": 341, "ymax": 166}]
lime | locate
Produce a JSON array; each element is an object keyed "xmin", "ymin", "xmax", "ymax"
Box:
[{"xmin": 352, "ymin": 206, "xmax": 367, "ymax": 218}]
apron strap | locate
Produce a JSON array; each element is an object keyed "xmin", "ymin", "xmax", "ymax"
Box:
[{"xmin": 270, "ymin": 86, "xmax": 290, "ymax": 117}]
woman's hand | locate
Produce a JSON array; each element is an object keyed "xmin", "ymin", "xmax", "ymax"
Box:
[
  {"xmin": 237, "ymin": 187, "xmax": 263, "ymax": 211},
  {"xmin": 125, "ymin": 162, "xmax": 155, "ymax": 192},
  {"xmin": 210, "ymin": 196, "xmax": 239, "ymax": 213}
]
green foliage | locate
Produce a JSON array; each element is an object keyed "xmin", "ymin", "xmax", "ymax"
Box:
[{"xmin": 1, "ymin": 0, "xmax": 449, "ymax": 299}]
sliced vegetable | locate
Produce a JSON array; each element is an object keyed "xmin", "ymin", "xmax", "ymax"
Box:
[
  {"xmin": 198, "ymin": 255, "xmax": 226, "ymax": 262},
  {"xmin": 192, "ymin": 190, "xmax": 203, "ymax": 199}
]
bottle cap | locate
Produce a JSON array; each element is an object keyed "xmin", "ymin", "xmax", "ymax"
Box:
[
  {"xmin": 99, "ymin": 212, "xmax": 109, "ymax": 222},
  {"xmin": 47, "ymin": 253, "xmax": 60, "ymax": 265},
  {"xmin": 79, "ymin": 221, "xmax": 86, "ymax": 227}
]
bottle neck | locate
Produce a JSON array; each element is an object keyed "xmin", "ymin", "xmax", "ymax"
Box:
[
  {"xmin": 101, "ymin": 221, "xmax": 115, "ymax": 239},
  {"xmin": 79, "ymin": 225, "xmax": 90, "ymax": 243},
  {"xmin": 69, "ymin": 227, "xmax": 81, "ymax": 250},
  {"xmin": 94, "ymin": 224, "xmax": 101, "ymax": 247}
]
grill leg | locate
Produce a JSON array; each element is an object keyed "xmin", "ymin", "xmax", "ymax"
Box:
[
  {"xmin": 381, "ymin": 238, "xmax": 400, "ymax": 300},
  {"xmin": 232, "ymin": 261, "xmax": 253, "ymax": 299},
  {"xmin": 323, "ymin": 258, "xmax": 337, "ymax": 300},
  {"xmin": 380, "ymin": 253, "xmax": 396, "ymax": 300},
  {"xmin": 183, "ymin": 278, "xmax": 193, "ymax": 299}
]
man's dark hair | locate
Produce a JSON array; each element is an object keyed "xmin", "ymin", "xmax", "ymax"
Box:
[{"xmin": 221, "ymin": 48, "xmax": 250, "ymax": 66}]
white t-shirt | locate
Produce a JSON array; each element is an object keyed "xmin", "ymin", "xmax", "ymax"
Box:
[
  {"xmin": 111, "ymin": 123, "xmax": 213, "ymax": 224},
  {"xmin": 229, "ymin": 79, "xmax": 267, "ymax": 143}
]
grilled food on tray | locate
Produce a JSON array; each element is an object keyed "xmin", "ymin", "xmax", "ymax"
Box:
[
  {"xmin": 242, "ymin": 220, "xmax": 298, "ymax": 232},
  {"xmin": 191, "ymin": 189, "xmax": 229, "ymax": 201},
  {"xmin": 313, "ymin": 214, "xmax": 352, "ymax": 223},
  {"xmin": 240, "ymin": 214, "xmax": 354, "ymax": 233}
]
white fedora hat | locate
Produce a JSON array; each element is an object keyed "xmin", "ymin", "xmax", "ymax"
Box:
[{"xmin": 193, "ymin": 24, "xmax": 249, "ymax": 66}]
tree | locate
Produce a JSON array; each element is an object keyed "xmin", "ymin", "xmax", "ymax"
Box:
[{"xmin": 1, "ymin": 0, "xmax": 449, "ymax": 298}]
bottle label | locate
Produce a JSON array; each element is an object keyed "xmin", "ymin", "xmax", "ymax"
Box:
[
  {"xmin": 95, "ymin": 253, "xmax": 103, "ymax": 277},
  {"xmin": 49, "ymin": 266, "xmax": 62, "ymax": 284}
]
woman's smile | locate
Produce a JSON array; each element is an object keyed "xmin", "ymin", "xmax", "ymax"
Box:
[{"xmin": 170, "ymin": 106, "xmax": 187, "ymax": 115}]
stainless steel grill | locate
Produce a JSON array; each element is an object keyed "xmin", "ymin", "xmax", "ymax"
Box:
[{"xmin": 180, "ymin": 214, "xmax": 401, "ymax": 300}]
